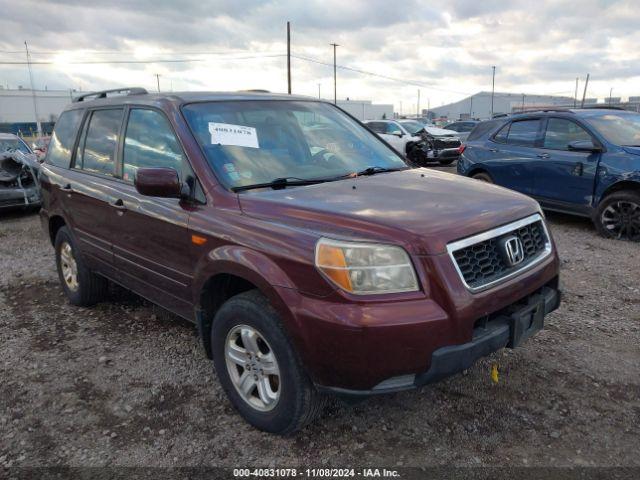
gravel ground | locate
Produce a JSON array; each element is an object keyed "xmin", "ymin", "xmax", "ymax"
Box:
[{"xmin": 1, "ymin": 171, "xmax": 639, "ymax": 469}]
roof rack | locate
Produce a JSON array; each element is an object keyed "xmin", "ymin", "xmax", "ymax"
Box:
[
  {"xmin": 580, "ymin": 105, "xmax": 627, "ymax": 111},
  {"xmin": 238, "ymin": 89, "xmax": 271, "ymax": 93},
  {"xmin": 73, "ymin": 87, "xmax": 148, "ymax": 103},
  {"xmin": 515, "ymin": 108, "xmax": 573, "ymax": 114}
]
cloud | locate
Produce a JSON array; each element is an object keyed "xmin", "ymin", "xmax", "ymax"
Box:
[{"xmin": 0, "ymin": 0, "xmax": 639, "ymax": 106}]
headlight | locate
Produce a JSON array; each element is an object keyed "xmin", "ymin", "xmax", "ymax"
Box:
[{"xmin": 315, "ymin": 238, "xmax": 419, "ymax": 295}]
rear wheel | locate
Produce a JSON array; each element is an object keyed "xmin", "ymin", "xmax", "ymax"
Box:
[
  {"xmin": 54, "ymin": 226, "xmax": 108, "ymax": 306},
  {"xmin": 472, "ymin": 172, "xmax": 493, "ymax": 183},
  {"xmin": 211, "ymin": 290, "xmax": 326, "ymax": 434},
  {"xmin": 595, "ymin": 191, "xmax": 640, "ymax": 241}
]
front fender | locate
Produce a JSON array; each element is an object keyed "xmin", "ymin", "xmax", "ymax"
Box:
[{"xmin": 192, "ymin": 245, "xmax": 316, "ymax": 368}]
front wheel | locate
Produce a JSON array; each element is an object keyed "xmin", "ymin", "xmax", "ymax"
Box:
[
  {"xmin": 594, "ymin": 191, "xmax": 640, "ymax": 241},
  {"xmin": 211, "ymin": 290, "xmax": 327, "ymax": 434}
]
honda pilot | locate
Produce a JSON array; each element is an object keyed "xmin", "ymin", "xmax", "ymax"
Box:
[{"xmin": 40, "ymin": 88, "xmax": 561, "ymax": 434}]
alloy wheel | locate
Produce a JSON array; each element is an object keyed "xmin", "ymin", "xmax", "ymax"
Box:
[
  {"xmin": 601, "ymin": 200, "xmax": 640, "ymax": 241},
  {"xmin": 60, "ymin": 241, "xmax": 79, "ymax": 291},
  {"xmin": 224, "ymin": 325, "xmax": 281, "ymax": 412}
]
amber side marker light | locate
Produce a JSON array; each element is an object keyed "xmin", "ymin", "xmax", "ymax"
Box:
[
  {"xmin": 191, "ymin": 235, "xmax": 207, "ymax": 245},
  {"xmin": 315, "ymin": 242, "xmax": 353, "ymax": 292}
]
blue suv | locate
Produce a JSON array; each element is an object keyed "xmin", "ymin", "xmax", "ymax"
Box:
[{"xmin": 458, "ymin": 108, "xmax": 640, "ymax": 241}]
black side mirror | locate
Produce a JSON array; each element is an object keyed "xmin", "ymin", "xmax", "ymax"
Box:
[
  {"xmin": 568, "ymin": 140, "xmax": 602, "ymax": 153},
  {"xmin": 390, "ymin": 131, "xmax": 404, "ymax": 138}
]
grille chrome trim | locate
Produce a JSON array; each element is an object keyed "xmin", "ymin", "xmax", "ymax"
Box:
[{"xmin": 447, "ymin": 213, "xmax": 552, "ymax": 293}]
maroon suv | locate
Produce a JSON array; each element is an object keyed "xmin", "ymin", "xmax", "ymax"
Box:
[{"xmin": 39, "ymin": 88, "xmax": 560, "ymax": 434}]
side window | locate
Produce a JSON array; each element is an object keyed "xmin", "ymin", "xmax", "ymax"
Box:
[
  {"xmin": 80, "ymin": 109, "xmax": 123, "ymax": 176},
  {"xmin": 543, "ymin": 118, "xmax": 592, "ymax": 150},
  {"xmin": 122, "ymin": 109, "xmax": 185, "ymax": 183},
  {"xmin": 46, "ymin": 109, "xmax": 83, "ymax": 168},
  {"xmin": 367, "ymin": 122, "xmax": 385, "ymax": 134},
  {"xmin": 448, "ymin": 123, "xmax": 461, "ymax": 132},
  {"xmin": 505, "ymin": 119, "xmax": 540, "ymax": 147},
  {"xmin": 493, "ymin": 123, "xmax": 510, "ymax": 143},
  {"xmin": 385, "ymin": 122, "xmax": 402, "ymax": 135}
]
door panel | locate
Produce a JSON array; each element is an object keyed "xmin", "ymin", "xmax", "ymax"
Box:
[
  {"xmin": 60, "ymin": 108, "xmax": 124, "ymax": 272},
  {"xmin": 481, "ymin": 119, "xmax": 542, "ymax": 195},
  {"xmin": 110, "ymin": 107, "xmax": 195, "ymax": 318},
  {"xmin": 109, "ymin": 182, "xmax": 194, "ymax": 316},
  {"xmin": 534, "ymin": 118, "xmax": 598, "ymax": 212}
]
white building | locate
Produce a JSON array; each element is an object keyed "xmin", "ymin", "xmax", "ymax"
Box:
[
  {"xmin": 429, "ymin": 91, "xmax": 579, "ymax": 121},
  {"xmin": 335, "ymin": 99, "xmax": 393, "ymax": 121},
  {"xmin": 0, "ymin": 88, "xmax": 78, "ymax": 124}
]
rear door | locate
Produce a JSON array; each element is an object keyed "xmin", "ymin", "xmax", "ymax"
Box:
[
  {"xmin": 62, "ymin": 108, "xmax": 125, "ymax": 272},
  {"xmin": 533, "ymin": 117, "xmax": 600, "ymax": 213},
  {"xmin": 482, "ymin": 118, "xmax": 542, "ymax": 195},
  {"xmin": 108, "ymin": 107, "xmax": 196, "ymax": 318}
]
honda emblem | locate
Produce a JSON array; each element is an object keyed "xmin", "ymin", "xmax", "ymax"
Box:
[{"xmin": 502, "ymin": 236, "xmax": 525, "ymax": 266}]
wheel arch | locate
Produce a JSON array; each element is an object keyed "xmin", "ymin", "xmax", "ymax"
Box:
[
  {"xmin": 48, "ymin": 215, "xmax": 67, "ymax": 246},
  {"xmin": 598, "ymin": 179, "xmax": 640, "ymax": 205},
  {"xmin": 193, "ymin": 247, "xmax": 300, "ymax": 360}
]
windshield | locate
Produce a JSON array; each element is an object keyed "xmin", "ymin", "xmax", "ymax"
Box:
[
  {"xmin": 182, "ymin": 100, "xmax": 407, "ymax": 190},
  {"xmin": 0, "ymin": 138, "xmax": 30, "ymax": 154},
  {"xmin": 398, "ymin": 121, "xmax": 424, "ymax": 135},
  {"xmin": 584, "ymin": 112, "xmax": 640, "ymax": 146}
]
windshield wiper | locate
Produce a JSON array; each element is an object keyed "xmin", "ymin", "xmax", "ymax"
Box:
[
  {"xmin": 231, "ymin": 176, "xmax": 327, "ymax": 192},
  {"xmin": 354, "ymin": 166, "xmax": 408, "ymax": 176}
]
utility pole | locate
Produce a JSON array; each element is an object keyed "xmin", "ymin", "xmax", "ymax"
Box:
[
  {"xmin": 580, "ymin": 73, "xmax": 589, "ymax": 108},
  {"xmin": 286, "ymin": 21, "xmax": 292, "ymax": 94},
  {"xmin": 491, "ymin": 65, "xmax": 496, "ymax": 117},
  {"xmin": 399, "ymin": 100, "xmax": 402, "ymax": 116},
  {"xmin": 417, "ymin": 89, "xmax": 420, "ymax": 118},
  {"xmin": 521, "ymin": 93, "xmax": 525, "ymax": 111},
  {"xmin": 330, "ymin": 43, "xmax": 339, "ymax": 104},
  {"xmin": 24, "ymin": 41, "xmax": 41, "ymax": 136},
  {"xmin": 469, "ymin": 95, "xmax": 473, "ymax": 117},
  {"xmin": 427, "ymin": 98, "xmax": 430, "ymax": 119},
  {"xmin": 609, "ymin": 87, "xmax": 613, "ymax": 105},
  {"xmin": 574, "ymin": 77, "xmax": 579, "ymax": 108},
  {"xmin": 155, "ymin": 73, "xmax": 161, "ymax": 92},
  {"xmin": 318, "ymin": 83, "xmax": 321, "ymax": 99}
]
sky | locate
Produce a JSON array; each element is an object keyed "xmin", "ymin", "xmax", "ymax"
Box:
[{"xmin": 1, "ymin": 0, "xmax": 639, "ymax": 111}]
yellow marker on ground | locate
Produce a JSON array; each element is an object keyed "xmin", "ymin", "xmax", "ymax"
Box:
[{"xmin": 491, "ymin": 363, "xmax": 499, "ymax": 384}]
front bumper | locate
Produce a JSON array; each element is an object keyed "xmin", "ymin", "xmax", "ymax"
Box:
[
  {"xmin": 0, "ymin": 185, "xmax": 41, "ymax": 210},
  {"xmin": 314, "ymin": 282, "xmax": 560, "ymax": 397}
]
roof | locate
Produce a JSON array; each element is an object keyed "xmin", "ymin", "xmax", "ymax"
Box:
[
  {"xmin": 65, "ymin": 88, "xmax": 319, "ymax": 111},
  {"xmin": 511, "ymin": 107, "xmax": 635, "ymax": 119},
  {"xmin": 0, "ymin": 133, "xmax": 21, "ymax": 139}
]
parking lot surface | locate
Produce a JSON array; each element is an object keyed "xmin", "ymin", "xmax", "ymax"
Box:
[{"xmin": 1, "ymin": 167, "xmax": 638, "ymax": 468}]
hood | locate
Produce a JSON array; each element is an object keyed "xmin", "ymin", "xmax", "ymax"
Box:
[
  {"xmin": 238, "ymin": 169, "xmax": 540, "ymax": 255},
  {"xmin": 622, "ymin": 146, "xmax": 640, "ymax": 156},
  {"xmin": 424, "ymin": 126, "xmax": 458, "ymax": 137}
]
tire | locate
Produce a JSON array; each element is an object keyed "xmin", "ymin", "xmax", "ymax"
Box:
[
  {"xmin": 54, "ymin": 226, "xmax": 108, "ymax": 306},
  {"xmin": 594, "ymin": 190, "xmax": 640, "ymax": 241},
  {"xmin": 472, "ymin": 172, "xmax": 493, "ymax": 183},
  {"xmin": 211, "ymin": 290, "xmax": 326, "ymax": 434},
  {"xmin": 439, "ymin": 158, "xmax": 455, "ymax": 166}
]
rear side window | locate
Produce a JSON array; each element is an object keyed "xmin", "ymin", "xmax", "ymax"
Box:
[
  {"xmin": 367, "ymin": 122, "xmax": 386, "ymax": 134},
  {"xmin": 467, "ymin": 120, "xmax": 504, "ymax": 142},
  {"xmin": 46, "ymin": 110, "xmax": 83, "ymax": 168},
  {"xmin": 79, "ymin": 109, "xmax": 123, "ymax": 176},
  {"xmin": 495, "ymin": 119, "xmax": 540, "ymax": 147},
  {"xmin": 122, "ymin": 109, "xmax": 185, "ymax": 183},
  {"xmin": 543, "ymin": 118, "xmax": 592, "ymax": 150}
]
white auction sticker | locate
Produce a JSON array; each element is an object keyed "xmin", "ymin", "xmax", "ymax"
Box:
[{"xmin": 208, "ymin": 122, "xmax": 259, "ymax": 148}]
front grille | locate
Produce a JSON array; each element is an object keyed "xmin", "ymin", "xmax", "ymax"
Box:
[{"xmin": 448, "ymin": 215, "xmax": 550, "ymax": 291}]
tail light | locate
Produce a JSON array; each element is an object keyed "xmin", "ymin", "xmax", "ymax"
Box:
[{"xmin": 458, "ymin": 144, "xmax": 466, "ymax": 154}]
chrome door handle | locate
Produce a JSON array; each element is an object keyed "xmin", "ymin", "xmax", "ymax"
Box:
[{"xmin": 537, "ymin": 153, "xmax": 551, "ymax": 159}]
